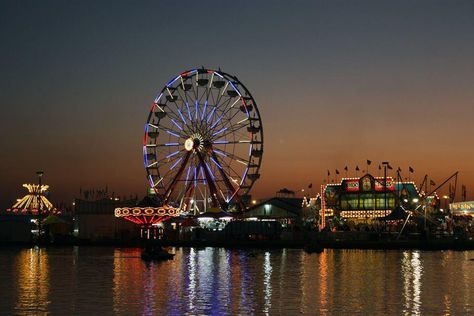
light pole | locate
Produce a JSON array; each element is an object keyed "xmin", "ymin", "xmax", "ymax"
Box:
[
  {"xmin": 36, "ymin": 171, "xmax": 44, "ymax": 243},
  {"xmin": 382, "ymin": 162, "xmax": 389, "ymax": 229}
]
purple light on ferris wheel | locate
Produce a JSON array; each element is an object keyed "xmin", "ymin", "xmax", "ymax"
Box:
[
  {"xmin": 148, "ymin": 175, "xmax": 154, "ymax": 188},
  {"xmin": 195, "ymin": 100, "xmax": 199, "ymax": 121},
  {"xmin": 171, "ymin": 119, "xmax": 183, "ymax": 131},
  {"xmin": 205, "ymin": 162, "xmax": 215, "ymax": 179},
  {"xmin": 170, "ymin": 157, "xmax": 183, "ymax": 170},
  {"xmin": 185, "ymin": 166, "xmax": 191, "ymax": 184},
  {"xmin": 212, "ymin": 127, "xmax": 227, "ymax": 136},
  {"xmin": 207, "ymin": 106, "xmax": 217, "ymax": 123},
  {"xmin": 166, "ymin": 150, "xmax": 180, "ymax": 159},
  {"xmin": 199, "ymin": 166, "xmax": 206, "ymax": 184},
  {"xmin": 194, "ymin": 167, "xmax": 197, "ymax": 187},
  {"xmin": 166, "ymin": 130, "xmax": 181, "ymax": 138},
  {"xmin": 214, "ymin": 149, "xmax": 227, "ymax": 157},
  {"xmin": 229, "ymin": 81, "xmax": 241, "ymax": 97},
  {"xmin": 201, "ymin": 100, "xmax": 208, "ymax": 121},
  {"xmin": 154, "ymin": 92, "xmax": 163, "ymax": 104},
  {"xmin": 211, "ymin": 113, "xmax": 225, "ymax": 129},
  {"xmin": 166, "ymin": 75, "xmax": 181, "ymax": 87},
  {"xmin": 178, "ymin": 108, "xmax": 187, "ymax": 125},
  {"xmin": 210, "ymin": 157, "xmax": 222, "ymax": 170},
  {"xmin": 143, "ymin": 146, "xmax": 148, "ymax": 168},
  {"xmin": 186, "ymin": 102, "xmax": 192, "ymax": 121}
]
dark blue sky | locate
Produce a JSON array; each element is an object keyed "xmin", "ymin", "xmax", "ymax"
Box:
[{"xmin": 1, "ymin": 0, "xmax": 473, "ymax": 208}]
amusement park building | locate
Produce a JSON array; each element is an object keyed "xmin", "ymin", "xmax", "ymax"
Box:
[
  {"xmin": 322, "ymin": 173, "xmax": 423, "ymax": 219},
  {"xmin": 244, "ymin": 197, "xmax": 317, "ymax": 227},
  {"xmin": 73, "ymin": 198, "xmax": 138, "ymax": 241},
  {"xmin": 450, "ymin": 201, "xmax": 474, "ymax": 216}
]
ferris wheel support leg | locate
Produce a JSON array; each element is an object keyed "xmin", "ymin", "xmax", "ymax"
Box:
[
  {"xmin": 211, "ymin": 151, "xmax": 245, "ymax": 211},
  {"xmin": 163, "ymin": 152, "xmax": 191, "ymax": 205},
  {"xmin": 181, "ymin": 173, "xmax": 196, "ymax": 212},
  {"xmin": 196, "ymin": 151, "xmax": 226, "ymax": 209}
]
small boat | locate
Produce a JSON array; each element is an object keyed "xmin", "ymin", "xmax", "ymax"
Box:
[{"xmin": 141, "ymin": 249, "xmax": 175, "ymax": 261}]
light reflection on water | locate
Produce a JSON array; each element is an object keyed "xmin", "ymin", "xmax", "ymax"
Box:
[{"xmin": 0, "ymin": 247, "xmax": 473, "ymax": 315}]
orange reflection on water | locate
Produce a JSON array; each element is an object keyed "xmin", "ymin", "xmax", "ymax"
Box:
[
  {"xmin": 402, "ymin": 250, "xmax": 423, "ymax": 316},
  {"xmin": 14, "ymin": 248, "xmax": 50, "ymax": 314},
  {"xmin": 319, "ymin": 250, "xmax": 328, "ymax": 315}
]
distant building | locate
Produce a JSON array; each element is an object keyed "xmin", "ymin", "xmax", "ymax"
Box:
[
  {"xmin": 73, "ymin": 198, "xmax": 138, "ymax": 241},
  {"xmin": 243, "ymin": 197, "xmax": 306, "ymax": 227},
  {"xmin": 450, "ymin": 201, "xmax": 474, "ymax": 216},
  {"xmin": 322, "ymin": 173, "xmax": 422, "ymax": 220}
]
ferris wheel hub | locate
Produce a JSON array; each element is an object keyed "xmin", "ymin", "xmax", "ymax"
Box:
[{"xmin": 184, "ymin": 133, "xmax": 204, "ymax": 152}]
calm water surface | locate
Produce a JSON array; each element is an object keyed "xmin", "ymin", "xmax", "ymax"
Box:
[{"xmin": 0, "ymin": 247, "xmax": 472, "ymax": 315}]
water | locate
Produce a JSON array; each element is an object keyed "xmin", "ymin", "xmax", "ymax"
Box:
[{"xmin": 0, "ymin": 247, "xmax": 472, "ymax": 315}]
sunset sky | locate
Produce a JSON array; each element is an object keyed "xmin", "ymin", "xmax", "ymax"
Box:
[{"xmin": 1, "ymin": 1, "xmax": 473, "ymax": 209}]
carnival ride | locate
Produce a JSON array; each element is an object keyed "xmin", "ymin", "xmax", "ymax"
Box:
[
  {"xmin": 143, "ymin": 68, "xmax": 263, "ymax": 214},
  {"xmin": 8, "ymin": 184, "xmax": 56, "ymax": 214},
  {"xmin": 115, "ymin": 68, "xmax": 263, "ymax": 245}
]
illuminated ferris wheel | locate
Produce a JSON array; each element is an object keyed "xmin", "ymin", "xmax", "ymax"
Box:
[{"xmin": 143, "ymin": 68, "xmax": 263, "ymax": 213}]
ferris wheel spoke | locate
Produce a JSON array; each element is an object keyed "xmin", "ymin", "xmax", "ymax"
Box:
[
  {"xmin": 210, "ymin": 152, "xmax": 245, "ymax": 207},
  {"xmin": 212, "ymin": 140, "xmax": 253, "ymax": 145},
  {"xmin": 192, "ymin": 86, "xmax": 212, "ymax": 130},
  {"xmin": 214, "ymin": 94, "xmax": 233, "ymax": 113},
  {"xmin": 178, "ymin": 89, "xmax": 192, "ymax": 120},
  {"xmin": 191, "ymin": 75, "xmax": 199, "ymax": 104},
  {"xmin": 157, "ymin": 149, "xmax": 186, "ymax": 164},
  {"xmin": 196, "ymin": 151, "xmax": 223, "ymax": 208},
  {"xmin": 210, "ymin": 103, "xmax": 246, "ymax": 134},
  {"xmin": 212, "ymin": 149, "xmax": 247, "ymax": 179},
  {"xmin": 165, "ymin": 129, "xmax": 186, "ymax": 139},
  {"xmin": 212, "ymin": 121, "xmax": 251, "ymax": 140},
  {"xmin": 159, "ymin": 157, "xmax": 191, "ymax": 190},
  {"xmin": 212, "ymin": 153, "xmax": 247, "ymax": 193},
  {"xmin": 212, "ymin": 148, "xmax": 250, "ymax": 166},
  {"xmin": 214, "ymin": 97, "xmax": 241, "ymax": 123},
  {"xmin": 154, "ymin": 92, "xmax": 188, "ymax": 126},
  {"xmin": 163, "ymin": 152, "xmax": 191, "ymax": 204},
  {"xmin": 152, "ymin": 112, "xmax": 183, "ymax": 135},
  {"xmin": 210, "ymin": 79, "xmax": 231, "ymax": 113},
  {"xmin": 155, "ymin": 142, "xmax": 183, "ymax": 147},
  {"xmin": 213, "ymin": 92, "xmax": 243, "ymax": 121},
  {"xmin": 169, "ymin": 91, "xmax": 193, "ymax": 129}
]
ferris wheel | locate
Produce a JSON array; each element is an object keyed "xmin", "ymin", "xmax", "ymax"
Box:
[{"xmin": 143, "ymin": 68, "xmax": 263, "ymax": 213}]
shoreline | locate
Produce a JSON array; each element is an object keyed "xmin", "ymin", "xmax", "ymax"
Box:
[{"xmin": 1, "ymin": 237, "xmax": 474, "ymax": 251}]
